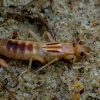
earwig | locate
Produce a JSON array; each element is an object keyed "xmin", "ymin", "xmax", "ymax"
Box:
[{"xmin": 0, "ymin": 30, "xmax": 89, "ymax": 73}]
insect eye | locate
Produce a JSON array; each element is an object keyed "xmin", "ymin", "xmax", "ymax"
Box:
[{"xmin": 80, "ymin": 52, "xmax": 84, "ymax": 56}]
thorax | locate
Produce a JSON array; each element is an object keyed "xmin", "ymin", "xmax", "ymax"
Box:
[{"xmin": 41, "ymin": 42, "xmax": 74, "ymax": 57}]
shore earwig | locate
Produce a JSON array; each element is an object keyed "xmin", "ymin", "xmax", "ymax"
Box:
[{"xmin": 0, "ymin": 29, "xmax": 89, "ymax": 73}]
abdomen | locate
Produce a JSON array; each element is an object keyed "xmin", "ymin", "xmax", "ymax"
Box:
[{"xmin": 0, "ymin": 38, "xmax": 39, "ymax": 60}]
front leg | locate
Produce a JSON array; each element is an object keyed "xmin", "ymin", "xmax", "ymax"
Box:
[{"xmin": 63, "ymin": 54, "xmax": 76, "ymax": 63}]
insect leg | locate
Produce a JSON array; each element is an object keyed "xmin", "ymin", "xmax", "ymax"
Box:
[
  {"xmin": 28, "ymin": 55, "xmax": 45, "ymax": 71},
  {"xmin": 22, "ymin": 30, "xmax": 29, "ymax": 40},
  {"xmin": 36, "ymin": 58, "xmax": 58, "ymax": 72},
  {"xmin": 91, "ymin": 32, "xmax": 100, "ymax": 41},
  {"xmin": 15, "ymin": 30, "xmax": 29, "ymax": 40},
  {"xmin": 41, "ymin": 31, "xmax": 55, "ymax": 42},
  {"xmin": 18, "ymin": 55, "xmax": 45, "ymax": 81},
  {"xmin": 0, "ymin": 59, "xmax": 8, "ymax": 69},
  {"xmin": 63, "ymin": 54, "xmax": 76, "ymax": 63},
  {"xmin": 28, "ymin": 29, "xmax": 41, "ymax": 42}
]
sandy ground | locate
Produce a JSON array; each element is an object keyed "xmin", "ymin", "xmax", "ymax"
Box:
[{"xmin": 0, "ymin": 0, "xmax": 100, "ymax": 100}]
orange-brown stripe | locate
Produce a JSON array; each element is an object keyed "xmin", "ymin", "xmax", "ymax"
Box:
[
  {"xmin": 12, "ymin": 41, "xmax": 18, "ymax": 51},
  {"xmin": 6, "ymin": 40, "xmax": 34, "ymax": 52},
  {"xmin": 45, "ymin": 47, "xmax": 62, "ymax": 53},
  {"xmin": 43, "ymin": 46, "xmax": 62, "ymax": 48},
  {"xmin": 6, "ymin": 40, "xmax": 13, "ymax": 50},
  {"xmin": 46, "ymin": 43, "xmax": 60, "ymax": 45},
  {"xmin": 47, "ymin": 50, "xmax": 61, "ymax": 52},
  {"xmin": 19, "ymin": 42, "xmax": 26, "ymax": 51},
  {"xmin": 26, "ymin": 43, "xmax": 33, "ymax": 51}
]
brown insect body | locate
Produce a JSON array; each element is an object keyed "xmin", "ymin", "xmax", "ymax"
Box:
[{"xmin": 0, "ymin": 38, "xmax": 88, "ymax": 62}]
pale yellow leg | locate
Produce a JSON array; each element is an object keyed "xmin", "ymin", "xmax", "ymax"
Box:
[
  {"xmin": 41, "ymin": 31, "xmax": 55, "ymax": 42},
  {"xmin": 28, "ymin": 29, "xmax": 41, "ymax": 42},
  {"xmin": 28, "ymin": 29, "xmax": 55, "ymax": 42},
  {"xmin": 0, "ymin": 59, "xmax": 8, "ymax": 69},
  {"xmin": 23, "ymin": 30, "xmax": 29, "ymax": 40},
  {"xmin": 19, "ymin": 55, "xmax": 45, "ymax": 81},
  {"xmin": 17, "ymin": 29, "xmax": 39, "ymax": 41},
  {"xmin": 63, "ymin": 55, "xmax": 76, "ymax": 63},
  {"xmin": 36, "ymin": 58, "xmax": 58, "ymax": 72},
  {"xmin": 92, "ymin": 32, "xmax": 100, "ymax": 41},
  {"xmin": 17, "ymin": 30, "xmax": 29, "ymax": 40},
  {"xmin": 17, "ymin": 32, "xmax": 24, "ymax": 40}
]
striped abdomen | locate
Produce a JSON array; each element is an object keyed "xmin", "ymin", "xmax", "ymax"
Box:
[{"xmin": 0, "ymin": 38, "xmax": 39, "ymax": 60}]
